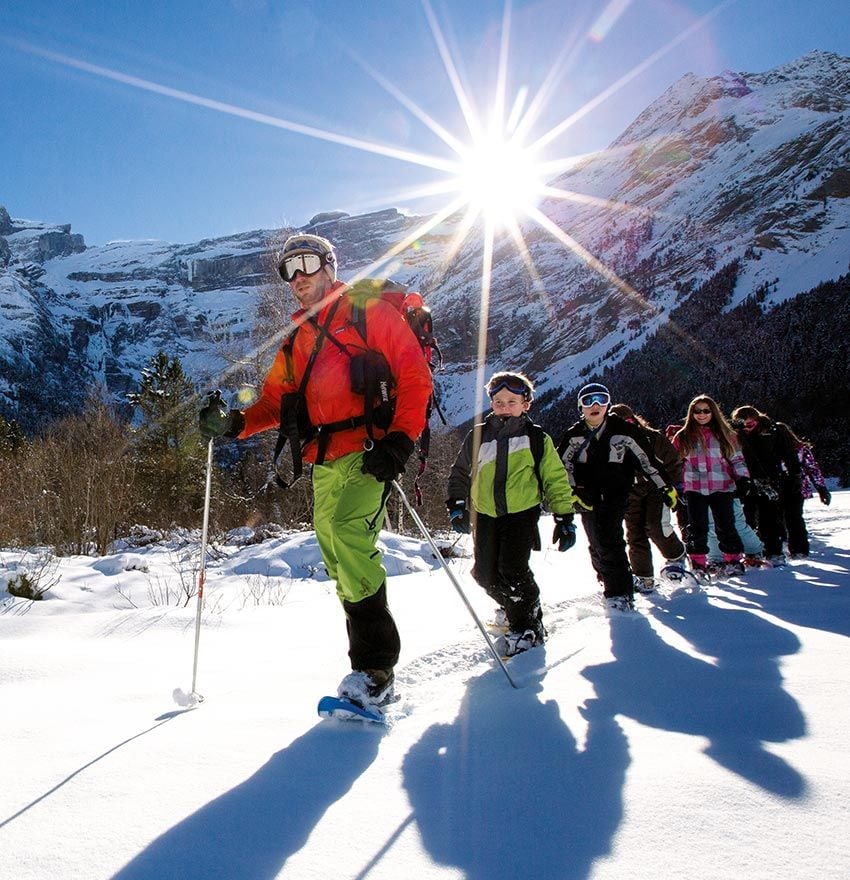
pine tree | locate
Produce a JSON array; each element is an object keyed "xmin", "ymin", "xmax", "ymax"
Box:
[{"xmin": 128, "ymin": 351, "xmax": 206, "ymax": 526}]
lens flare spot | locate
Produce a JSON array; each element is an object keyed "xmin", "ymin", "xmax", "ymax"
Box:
[
  {"xmin": 455, "ymin": 131, "xmax": 544, "ymax": 227},
  {"xmin": 589, "ymin": 0, "xmax": 634, "ymax": 43}
]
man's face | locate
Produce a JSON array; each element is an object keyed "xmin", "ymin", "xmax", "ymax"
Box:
[{"xmin": 289, "ymin": 264, "xmax": 333, "ymax": 309}]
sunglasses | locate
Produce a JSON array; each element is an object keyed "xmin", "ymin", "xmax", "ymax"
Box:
[
  {"xmin": 692, "ymin": 407, "xmax": 712, "ymax": 415},
  {"xmin": 278, "ymin": 252, "xmax": 331, "ymax": 282},
  {"xmin": 489, "ymin": 378, "xmax": 531, "ymax": 399},
  {"xmin": 579, "ymin": 392, "xmax": 610, "ymax": 407}
]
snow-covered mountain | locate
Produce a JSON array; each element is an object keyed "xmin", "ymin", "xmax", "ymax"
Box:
[
  {"xmin": 0, "ymin": 204, "xmax": 454, "ymax": 430},
  {"xmin": 427, "ymin": 50, "xmax": 850, "ymax": 418},
  {"xmin": 1, "ymin": 51, "xmax": 848, "ymax": 431}
]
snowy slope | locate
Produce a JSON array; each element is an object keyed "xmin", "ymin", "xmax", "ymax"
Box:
[
  {"xmin": 1, "ymin": 492, "xmax": 848, "ymax": 879},
  {"xmin": 1, "ymin": 52, "xmax": 849, "ymax": 430}
]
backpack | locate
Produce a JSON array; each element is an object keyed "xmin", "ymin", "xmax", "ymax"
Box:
[{"xmin": 274, "ymin": 279, "xmax": 444, "ymax": 500}]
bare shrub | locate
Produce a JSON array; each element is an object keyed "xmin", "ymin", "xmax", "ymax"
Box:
[
  {"xmin": 3, "ymin": 550, "xmax": 60, "ymax": 600},
  {"xmin": 240, "ymin": 573, "xmax": 292, "ymax": 608}
]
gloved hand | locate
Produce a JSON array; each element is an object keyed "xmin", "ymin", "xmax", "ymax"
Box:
[
  {"xmin": 735, "ymin": 477, "xmax": 755, "ymax": 500},
  {"xmin": 754, "ymin": 477, "xmax": 779, "ymax": 502},
  {"xmin": 361, "ymin": 431, "xmax": 415, "ymax": 482},
  {"xmin": 573, "ymin": 491, "xmax": 593, "ymax": 513},
  {"xmin": 198, "ymin": 391, "xmax": 244, "ymax": 439},
  {"xmin": 552, "ymin": 513, "xmax": 577, "ymax": 552},
  {"xmin": 446, "ymin": 499, "xmax": 471, "ymax": 534},
  {"xmin": 661, "ymin": 486, "xmax": 678, "ymax": 510},
  {"xmin": 817, "ymin": 485, "xmax": 832, "ymax": 506}
]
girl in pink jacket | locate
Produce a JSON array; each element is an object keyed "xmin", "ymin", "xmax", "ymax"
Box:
[{"xmin": 673, "ymin": 395, "xmax": 750, "ymax": 575}]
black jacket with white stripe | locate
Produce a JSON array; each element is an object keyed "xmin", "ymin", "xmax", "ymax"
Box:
[{"xmin": 556, "ymin": 412, "xmax": 667, "ymax": 507}]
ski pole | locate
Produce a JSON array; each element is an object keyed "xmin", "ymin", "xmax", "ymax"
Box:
[
  {"xmin": 174, "ymin": 437, "xmax": 214, "ymax": 707},
  {"xmin": 391, "ymin": 480, "xmax": 519, "ymax": 689}
]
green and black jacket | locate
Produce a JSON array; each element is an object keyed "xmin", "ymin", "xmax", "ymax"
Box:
[{"xmin": 448, "ymin": 412, "xmax": 576, "ymax": 518}]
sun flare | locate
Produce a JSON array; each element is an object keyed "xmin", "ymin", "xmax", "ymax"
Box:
[
  {"xmin": 453, "ymin": 131, "xmax": 545, "ymax": 227},
  {"xmin": 11, "ymin": 0, "xmax": 725, "ymax": 402}
]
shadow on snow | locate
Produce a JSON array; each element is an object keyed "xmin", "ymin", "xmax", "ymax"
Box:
[
  {"xmin": 110, "ymin": 722, "xmax": 382, "ymax": 880},
  {"xmin": 585, "ymin": 588, "xmax": 807, "ymax": 798},
  {"xmin": 402, "ymin": 662, "xmax": 628, "ymax": 880},
  {"xmin": 718, "ymin": 536, "xmax": 850, "ymax": 638}
]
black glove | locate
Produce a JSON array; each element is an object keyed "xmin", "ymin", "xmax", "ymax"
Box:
[
  {"xmin": 361, "ymin": 431, "xmax": 415, "ymax": 482},
  {"xmin": 446, "ymin": 499, "xmax": 471, "ymax": 534},
  {"xmin": 198, "ymin": 391, "xmax": 244, "ymax": 439},
  {"xmin": 661, "ymin": 486, "xmax": 678, "ymax": 510},
  {"xmin": 735, "ymin": 477, "xmax": 755, "ymax": 500},
  {"xmin": 817, "ymin": 485, "xmax": 831, "ymax": 506},
  {"xmin": 754, "ymin": 477, "xmax": 779, "ymax": 502},
  {"xmin": 552, "ymin": 513, "xmax": 577, "ymax": 552}
]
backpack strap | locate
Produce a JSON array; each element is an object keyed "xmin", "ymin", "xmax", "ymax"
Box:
[
  {"xmin": 528, "ymin": 422, "xmax": 545, "ymax": 499},
  {"xmin": 273, "ymin": 296, "xmax": 342, "ymax": 487}
]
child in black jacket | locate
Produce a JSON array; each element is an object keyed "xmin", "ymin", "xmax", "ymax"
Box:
[{"xmin": 557, "ymin": 384, "xmax": 676, "ymax": 612}]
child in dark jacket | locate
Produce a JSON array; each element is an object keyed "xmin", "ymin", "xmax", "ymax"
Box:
[
  {"xmin": 447, "ymin": 372, "xmax": 577, "ymax": 656},
  {"xmin": 731, "ymin": 406, "xmax": 805, "ymax": 562},
  {"xmin": 609, "ymin": 403, "xmax": 686, "ymax": 592},
  {"xmin": 557, "ymin": 383, "xmax": 676, "ymax": 612}
]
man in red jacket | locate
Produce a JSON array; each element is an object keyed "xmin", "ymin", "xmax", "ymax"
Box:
[{"xmin": 199, "ymin": 233, "xmax": 433, "ymax": 711}]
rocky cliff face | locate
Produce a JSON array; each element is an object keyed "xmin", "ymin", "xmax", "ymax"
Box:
[
  {"xmin": 1, "ymin": 51, "xmax": 848, "ymax": 432},
  {"xmin": 0, "ymin": 207, "xmax": 452, "ymax": 430}
]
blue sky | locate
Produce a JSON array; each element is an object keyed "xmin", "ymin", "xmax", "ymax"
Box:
[{"xmin": 2, "ymin": 0, "xmax": 847, "ymax": 245}]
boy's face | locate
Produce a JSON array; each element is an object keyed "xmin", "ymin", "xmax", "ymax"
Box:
[
  {"xmin": 490, "ymin": 389, "xmax": 530, "ymax": 417},
  {"xmin": 581, "ymin": 400, "xmax": 608, "ymax": 427}
]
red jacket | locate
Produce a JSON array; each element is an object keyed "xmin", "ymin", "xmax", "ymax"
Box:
[{"xmin": 239, "ymin": 281, "xmax": 433, "ymax": 463}]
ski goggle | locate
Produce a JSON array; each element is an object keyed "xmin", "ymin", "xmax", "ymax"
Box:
[
  {"xmin": 278, "ymin": 252, "xmax": 332, "ymax": 282},
  {"xmin": 488, "ymin": 378, "xmax": 531, "ymax": 399},
  {"xmin": 578, "ymin": 391, "xmax": 610, "ymax": 408}
]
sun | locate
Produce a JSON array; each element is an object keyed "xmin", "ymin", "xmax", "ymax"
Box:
[
  {"xmin": 19, "ymin": 0, "xmax": 695, "ymax": 401},
  {"xmin": 453, "ymin": 130, "xmax": 546, "ymax": 227}
]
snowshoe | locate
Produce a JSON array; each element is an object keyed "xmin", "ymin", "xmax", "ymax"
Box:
[
  {"xmin": 690, "ymin": 564, "xmax": 715, "ymax": 586},
  {"xmin": 660, "ymin": 561, "xmax": 700, "ymax": 589},
  {"xmin": 604, "ymin": 595, "xmax": 635, "ymax": 614},
  {"xmin": 744, "ymin": 554, "xmax": 771, "ymax": 569},
  {"xmin": 767, "ymin": 554, "xmax": 788, "ymax": 568},
  {"xmin": 715, "ymin": 559, "xmax": 746, "ymax": 578},
  {"xmin": 493, "ymin": 627, "xmax": 543, "ymax": 658},
  {"xmin": 633, "ymin": 575, "xmax": 656, "ymax": 595},
  {"xmin": 318, "ymin": 695, "xmax": 389, "ymax": 725},
  {"xmin": 660, "ymin": 561, "xmax": 686, "ymax": 583},
  {"xmin": 336, "ymin": 669, "xmax": 398, "ymax": 713}
]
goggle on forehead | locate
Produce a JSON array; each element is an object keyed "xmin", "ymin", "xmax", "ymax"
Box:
[
  {"xmin": 489, "ymin": 378, "xmax": 532, "ymax": 399},
  {"xmin": 278, "ymin": 251, "xmax": 333, "ymax": 282},
  {"xmin": 579, "ymin": 391, "xmax": 611, "ymax": 408}
]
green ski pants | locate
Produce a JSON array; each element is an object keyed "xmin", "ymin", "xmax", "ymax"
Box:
[{"xmin": 312, "ymin": 451, "xmax": 390, "ymax": 603}]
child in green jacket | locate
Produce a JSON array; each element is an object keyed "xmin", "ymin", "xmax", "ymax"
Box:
[{"xmin": 446, "ymin": 371, "xmax": 578, "ymax": 656}]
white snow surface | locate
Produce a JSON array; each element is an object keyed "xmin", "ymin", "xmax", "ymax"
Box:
[{"xmin": 2, "ymin": 494, "xmax": 849, "ymax": 879}]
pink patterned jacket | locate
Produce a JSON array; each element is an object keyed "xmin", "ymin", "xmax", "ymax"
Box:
[{"xmin": 674, "ymin": 426, "xmax": 749, "ymax": 495}]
